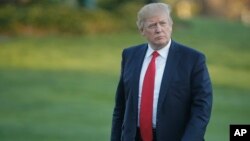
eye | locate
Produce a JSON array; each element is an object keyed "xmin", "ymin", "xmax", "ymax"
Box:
[
  {"xmin": 159, "ymin": 21, "xmax": 167, "ymax": 26},
  {"xmin": 148, "ymin": 23, "xmax": 157, "ymax": 29}
]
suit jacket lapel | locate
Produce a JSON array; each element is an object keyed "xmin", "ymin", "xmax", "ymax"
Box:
[
  {"xmin": 131, "ymin": 44, "xmax": 148, "ymax": 114},
  {"xmin": 157, "ymin": 41, "xmax": 181, "ymax": 110}
]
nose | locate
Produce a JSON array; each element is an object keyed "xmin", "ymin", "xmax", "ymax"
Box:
[{"xmin": 155, "ymin": 23, "xmax": 162, "ymax": 33}]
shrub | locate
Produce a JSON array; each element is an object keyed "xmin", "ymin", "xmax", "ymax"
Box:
[{"xmin": 0, "ymin": 4, "xmax": 126, "ymax": 35}]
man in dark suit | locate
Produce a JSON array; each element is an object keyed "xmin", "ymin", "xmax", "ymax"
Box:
[{"xmin": 111, "ymin": 3, "xmax": 212, "ymax": 141}]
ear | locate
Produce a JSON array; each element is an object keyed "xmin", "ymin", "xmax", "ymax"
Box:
[
  {"xmin": 169, "ymin": 26, "xmax": 173, "ymax": 33},
  {"xmin": 139, "ymin": 28, "xmax": 145, "ymax": 36}
]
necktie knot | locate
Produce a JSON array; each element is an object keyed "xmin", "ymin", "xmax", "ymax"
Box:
[{"xmin": 152, "ymin": 51, "xmax": 159, "ymax": 58}]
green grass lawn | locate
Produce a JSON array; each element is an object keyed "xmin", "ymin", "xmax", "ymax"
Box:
[{"xmin": 0, "ymin": 17, "xmax": 250, "ymax": 141}]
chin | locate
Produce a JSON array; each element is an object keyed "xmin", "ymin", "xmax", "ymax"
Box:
[
  {"xmin": 151, "ymin": 43, "xmax": 166, "ymax": 50},
  {"xmin": 156, "ymin": 41, "xmax": 168, "ymax": 46}
]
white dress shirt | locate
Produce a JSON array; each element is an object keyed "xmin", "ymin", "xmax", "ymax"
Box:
[{"xmin": 138, "ymin": 40, "xmax": 171, "ymax": 128}]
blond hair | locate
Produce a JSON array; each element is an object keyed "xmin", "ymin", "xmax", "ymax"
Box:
[{"xmin": 136, "ymin": 3, "xmax": 173, "ymax": 30}]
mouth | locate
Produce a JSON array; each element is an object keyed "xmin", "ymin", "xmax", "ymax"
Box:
[{"xmin": 155, "ymin": 36, "xmax": 165, "ymax": 40}]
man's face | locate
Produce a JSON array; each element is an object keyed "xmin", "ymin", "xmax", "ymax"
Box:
[{"xmin": 140, "ymin": 14, "xmax": 172, "ymax": 50}]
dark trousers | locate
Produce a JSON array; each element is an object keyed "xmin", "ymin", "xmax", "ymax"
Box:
[{"xmin": 135, "ymin": 128, "xmax": 157, "ymax": 141}]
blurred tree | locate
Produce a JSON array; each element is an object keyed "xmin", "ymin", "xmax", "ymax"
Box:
[
  {"xmin": 0, "ymin": 0, "xmax": 29, "ymax": 5},
  {"xmin": 199, "ymin": 0, "xmax": 208, "ymax": 15},
  {"xmin": 99, "ymin": 0, "xmax": 135, "ymax": 10},
  {"xmin": 0, "ymin": 0, "xmax": 63, "ymax": 6},
  {"xmin": 78, "ymin": 0, "xmax": 96, "ymax": 9},
  {"xmin": 146, "ymin": 0, "xmax": 159, "ymax": 3},
  {"xmin": 175, "ymin": 0, "xmax": 201, "ymax": 19},
  {"xmin": 0, "ymin": 0, "xmax": 12, "ymax": 4},
  {"xmin": 113, "ymin": 0, "xmax": 133, "ymax": 6},
  {"xmin": 199, "ymin": 0, "xmax": 250, "ymax": 19}
]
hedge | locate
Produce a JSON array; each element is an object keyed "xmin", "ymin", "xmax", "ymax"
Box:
[{"xmin": 0, "ymin": 3, "xmax": 141, "ymax": 35}]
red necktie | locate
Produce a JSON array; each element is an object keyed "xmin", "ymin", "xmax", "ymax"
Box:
[{"xmin": 140, "ymin": 51, "xmax": 159, "ymax": 141}]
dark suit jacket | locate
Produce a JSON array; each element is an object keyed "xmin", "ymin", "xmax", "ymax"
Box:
[{"xmin": 111, "ymin": 41, "xmax": 212, "ymax": 141}]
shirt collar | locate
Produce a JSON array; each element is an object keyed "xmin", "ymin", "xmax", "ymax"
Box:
[{"xmin": 146, "ymin": 39, "xmax": 172, "ymax": 59}]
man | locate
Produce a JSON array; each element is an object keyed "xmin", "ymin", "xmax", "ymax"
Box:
[{"xmin": 111, "ymin": 3, "xmax": 212, "ymax": 141}]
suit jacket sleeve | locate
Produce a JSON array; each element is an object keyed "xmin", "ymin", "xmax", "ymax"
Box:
[
  {"xmin": 110, "ymin": 50, "xmax": 126, "ymax": 141},
  {"xmin": 181, "ymin": 53, "xmax": 213, "ymax": 141}
]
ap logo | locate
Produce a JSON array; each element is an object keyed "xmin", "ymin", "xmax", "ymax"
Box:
[{"xmin": 230, "ymin": 125, "xmax": 249, "ymax": 141}]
